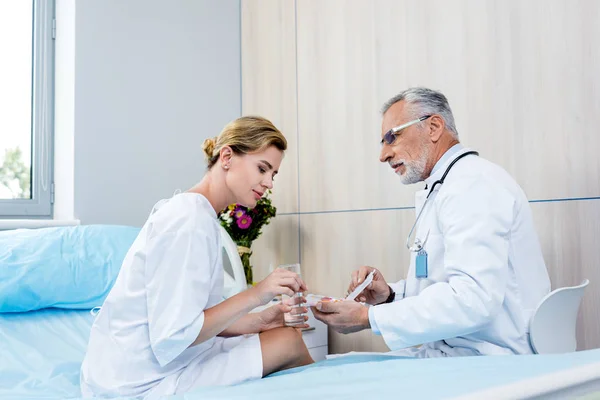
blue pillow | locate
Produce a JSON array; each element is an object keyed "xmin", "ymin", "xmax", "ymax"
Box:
[{"xmin": 0, "ymin": 225, "xmax": 140, "ymax": 312}]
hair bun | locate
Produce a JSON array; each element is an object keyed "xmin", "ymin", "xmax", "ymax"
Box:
[{"xmin": 202, "ymin": 137, "xmax": 217, "ymax": 160}]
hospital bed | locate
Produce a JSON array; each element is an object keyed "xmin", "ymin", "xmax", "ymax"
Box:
[
  {"xmin": 1, "ymin": 225, "xmax": 600, "ymax": 399},
  {"xmin": 1, "ymin": 307, "xmax": 600, "ymax": 400}
]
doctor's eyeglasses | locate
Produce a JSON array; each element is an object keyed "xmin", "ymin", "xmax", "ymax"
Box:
[{"xmin": 381, "ymin": 115, "xmax": 432, "ymax": 146}]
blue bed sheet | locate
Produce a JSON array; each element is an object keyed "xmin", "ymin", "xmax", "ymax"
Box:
[
  {"xmin": 0, "ymin": 309, "xmax": 93, "ymax": 400},
  {"xmin": 1, "ymin": 308, "xmax": 600, "ymax": 400},
  {"xmin": 184, "ymin": 350, "xmax": 600, "ymax": 399}
]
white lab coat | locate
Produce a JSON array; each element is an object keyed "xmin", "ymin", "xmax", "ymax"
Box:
[
  {"xmin": 372, "ymin": 147, "xmax": 551, "ymax": 357},
  {"xmin": 80, "ymin": 193, "xmax": 262, "ymax": 399}
]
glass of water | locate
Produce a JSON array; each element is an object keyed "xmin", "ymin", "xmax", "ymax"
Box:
[{"xmin": 278, "ymin": 263, "xmax": 305, "ymax": 326}]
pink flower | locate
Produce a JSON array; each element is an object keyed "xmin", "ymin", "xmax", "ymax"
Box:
[
  {"xmin": 235, "ymin": 210, "xmax": 245, "ymax": 218},
  {"xmin": 237, "ymin": 215, "xmax": 252, "ymax": 229}
]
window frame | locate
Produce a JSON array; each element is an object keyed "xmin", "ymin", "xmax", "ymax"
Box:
[{"xmin": 0, "ymin": 0, "xmax": 55, "ymax": 218}]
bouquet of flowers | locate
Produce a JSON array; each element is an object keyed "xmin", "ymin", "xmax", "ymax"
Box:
[{"xmin": 218, "ymin": 190, "xmax": 277, "ymax": 285}]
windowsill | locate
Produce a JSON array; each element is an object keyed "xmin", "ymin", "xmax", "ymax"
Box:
[{"xmin": 0, "ymin": 219, "xmax": 80, "ymax": 231}]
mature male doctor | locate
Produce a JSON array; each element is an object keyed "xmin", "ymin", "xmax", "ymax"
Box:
[{"xmin": 312, "ymin": 87, "xmax": 551, "ymax": 357}]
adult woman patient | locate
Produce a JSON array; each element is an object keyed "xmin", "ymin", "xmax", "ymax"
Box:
[{"xmin": 80, "ymin": 116, "xmax": 314, "ymax": 399}]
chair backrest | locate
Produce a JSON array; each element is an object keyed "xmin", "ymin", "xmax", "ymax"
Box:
[
  {"xmin": 529, "ymin": 279, "xmax": 589, "ymax": 354},
  {"xmin": 219, "ymin": 225, "xmax": 248, "ymax": 299}
]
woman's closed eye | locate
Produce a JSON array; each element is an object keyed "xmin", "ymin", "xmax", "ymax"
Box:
[{"xmin": 258, "ymin": 161, "xmax": 277, "ymax": 182}]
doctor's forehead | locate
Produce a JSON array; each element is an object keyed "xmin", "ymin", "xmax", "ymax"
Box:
[{"xmin": 381, "ymin": 101, "xmax": 411, "ymax": 133}]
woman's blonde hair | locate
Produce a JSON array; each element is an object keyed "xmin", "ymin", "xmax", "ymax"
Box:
[{"xmin": 202, "ymin": 116, "xmax": 287, "ymax": 169}]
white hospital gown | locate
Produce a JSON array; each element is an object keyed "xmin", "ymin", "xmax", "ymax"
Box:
[{"xmin": 80, "ymin": 193, "xmax": 263, "ymax": 399}]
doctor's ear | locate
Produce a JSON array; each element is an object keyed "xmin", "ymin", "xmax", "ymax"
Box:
[
  {"xmin": 428, "ymin": 115, "xmax": 445, "ymax": 143},
  {"xmin": 219, "ymin": 146, "xmax": 234, "ymax": 169}
]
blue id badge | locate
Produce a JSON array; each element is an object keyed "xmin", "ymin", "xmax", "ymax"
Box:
[{"xmin": 415, "ymin": 249, "xmax": 428, "ymax": 278}]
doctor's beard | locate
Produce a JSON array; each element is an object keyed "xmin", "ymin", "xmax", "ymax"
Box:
[{"xmin": 395, "ymin": 143, "xmax": 430, "ymax": 185}]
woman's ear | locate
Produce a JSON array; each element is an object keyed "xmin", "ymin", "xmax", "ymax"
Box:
[{"xmin": 219, "ymin": 146, "xmax": 233, "ymax": 169}]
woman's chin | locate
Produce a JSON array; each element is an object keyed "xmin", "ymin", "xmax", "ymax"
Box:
[{"xmin": 237, "ymin": 199, "xmax": 256, "ymax": 208}]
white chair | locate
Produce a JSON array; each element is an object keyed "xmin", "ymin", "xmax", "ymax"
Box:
[
  {"xmin": 529, "ymin": 279, "xmax": 589, "ymax": 354},
  {"xmin": 219, "ymin": 225, "xmax": 248, "ymax": 299}
]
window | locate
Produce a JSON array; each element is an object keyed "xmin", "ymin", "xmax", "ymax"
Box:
[{"xmin": 0, "ymin": 0, "xmax": 54, "ymax": 218}]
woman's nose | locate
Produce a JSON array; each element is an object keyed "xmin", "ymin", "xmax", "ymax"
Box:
[{"xmin": 263, "ymin": 176, "xmax": 273, "ymax": 189}]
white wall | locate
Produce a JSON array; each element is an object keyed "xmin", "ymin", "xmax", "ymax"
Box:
[
  {"xmin": 55, "ymin": 0, "xmax": 241, "ymax": 226},
  {"xmin": 54, "ymin": 0, "xmax": 75, "ymax": 222}
]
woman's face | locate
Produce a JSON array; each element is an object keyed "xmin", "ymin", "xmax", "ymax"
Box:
[{"xmin": 225, "ymin": 145, "xmax": 284, "ymax": 208}]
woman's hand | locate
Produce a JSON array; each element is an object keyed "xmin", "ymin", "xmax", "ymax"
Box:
[
  {"xmin": 249, "ymin": 268, "xmax": 308, "ymax": 306},
  {"xmin": 257, "ymin": 302, "xmax": 309, "ymax": 332}
]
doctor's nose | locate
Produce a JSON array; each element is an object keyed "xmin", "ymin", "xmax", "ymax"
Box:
[{"xmin": 380, "ymin": 146, "xmax": 393, "ymax": 163}]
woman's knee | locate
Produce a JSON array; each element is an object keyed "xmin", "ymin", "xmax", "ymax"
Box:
[
  {"xmin": 278, "ymin": 326, "xmax": 303, "ymax": 342},
  {"xmin": 277, "ymin": 327, "xmax": 313, "ymax": 365},
  {"xmin": 259, "ymin": 327, "xmax": 313, "ymax": 372},
  {"xmin": 265, "ymin": 327, "xmax": 303, "ymax": 352}
]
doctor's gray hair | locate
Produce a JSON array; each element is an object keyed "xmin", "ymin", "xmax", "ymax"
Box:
[{"xmin": 381, "ymin": 87, "xmax": 459, "ymax": 139}]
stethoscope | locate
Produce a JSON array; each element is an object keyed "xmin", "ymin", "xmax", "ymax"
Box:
[{"xmin": 406, "ymin": 151, "xmax": 479, "ymax": 252}]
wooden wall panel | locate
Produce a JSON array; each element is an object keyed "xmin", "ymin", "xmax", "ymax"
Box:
[
  {"xmin": 296, "ymin": 0, "xmax": 600, "ymax": 212},
  {"xmin": 241, "ymin": 0, "xmax": 298, "ymax": 213},
  {"xmin": 248, "ymin": 214, "xmax": 300, "ymax": 283},
  {"xmin": 243, "ymin": 0, "xmax": 600, "ymax": 354},
  {"xmin": 531, "ymin": 200, "xmax": 600, "ymax": 351},
  {"xmin": 300, "ymin": 210, "xmax": 414, "ymax": 353}
]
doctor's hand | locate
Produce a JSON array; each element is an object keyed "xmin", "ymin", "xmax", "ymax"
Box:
[
  {"xmin": 249, "ymin": 268, "xmax": 308, "ymax": 306},
  {"xmin": 347, "ymin": 266, "xmax": 391, "ymax": 305},
  {"xmin": 311, "ymin": 300, "xmax": 370, "ymax": 334},
  {"xmin": 256, "ymin": 303, "xmax": 309, "ymax": 332}
]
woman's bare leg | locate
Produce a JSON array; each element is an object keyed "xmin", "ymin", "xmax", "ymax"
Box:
[{"xmin": 259, "ymin": 327, "xmax": 314, "ymax": 377}]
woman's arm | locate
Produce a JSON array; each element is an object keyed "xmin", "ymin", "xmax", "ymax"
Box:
[
  {"xmin": 190, "ymin": 290, "xmax": 261, "ymax": 346},
  {"xmin": 218, "ymin": 312, "xmax": 263, "ymax": 337},
  {"xmin": 190, "ymin": 268, "xmax": 306, "ymax": 347},
  {"xmin": 218, "ymin": 300, "xmax": 309, "ymax": 337}
]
